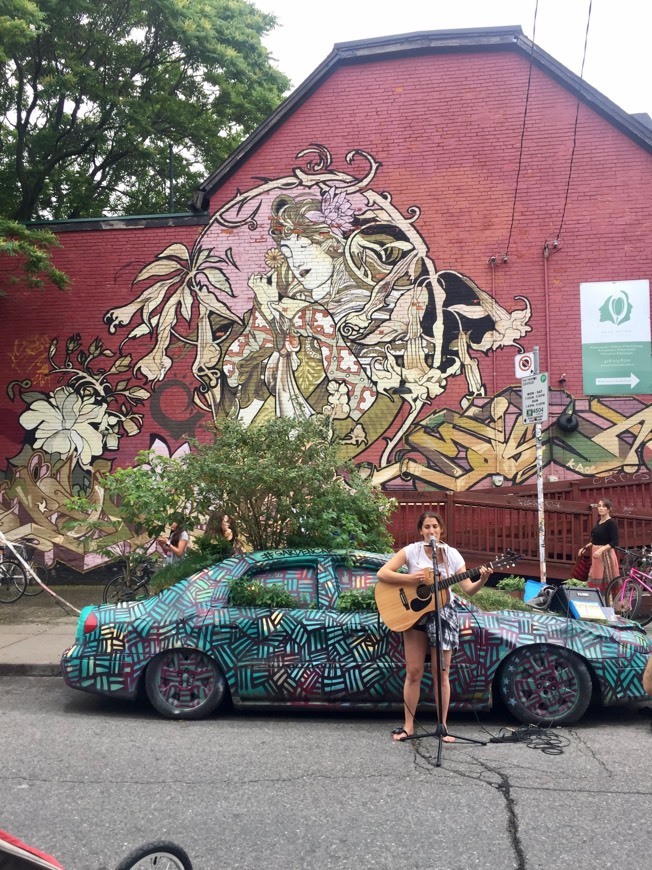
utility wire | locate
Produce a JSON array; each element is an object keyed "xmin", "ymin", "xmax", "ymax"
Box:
[
  {"xmin": 504, "ymin": 0, "xmax": 540, "ymax": 260},
  {"xmin": 556, "ymin": 0, "xmax": 594, "ymax": 242}
]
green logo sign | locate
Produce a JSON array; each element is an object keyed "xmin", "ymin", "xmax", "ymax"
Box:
[{"xmin": 599, "ymin": 289, "xmax": 633, "ymax": 326}]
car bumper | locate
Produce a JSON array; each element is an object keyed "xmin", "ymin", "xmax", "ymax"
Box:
[{"xmin": 61, "ymin": 643, "xmax": 137, "ymax": 699}]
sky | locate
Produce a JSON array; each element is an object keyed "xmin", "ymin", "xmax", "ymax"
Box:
[{"xmin": 260, "ymin": 0, "xmax": 652, "ymax": 117}]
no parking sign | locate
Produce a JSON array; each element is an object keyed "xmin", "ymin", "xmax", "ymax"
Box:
[{"xmin": 514, "ymin": 351, "xmax": 536, "ymax": 379}]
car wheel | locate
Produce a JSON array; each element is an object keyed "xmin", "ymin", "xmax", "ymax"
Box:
[
  {"xmin": 115, "ymin": 840, "xmax": 193, "ymax": 869},
  {"xmin": 498, "ymin": 645, "xmax": 592, "ymax": 726},
  {"xmin": 145, "ymin": 648, "xmax": 227, "ymax": 719}
]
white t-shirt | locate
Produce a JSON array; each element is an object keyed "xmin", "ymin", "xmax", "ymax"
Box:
[
  {"xmin": 403, "ymin": 541, "xmax": 465, "ymax": 593},
  {"xmin": 165, "ymin": 529, "xmax": 189, "ymax": 564}
]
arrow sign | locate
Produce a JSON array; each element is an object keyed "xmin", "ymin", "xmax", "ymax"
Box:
[{"xmin": 595, "ymin": 373, "xmax": 640, "ymax": 389}]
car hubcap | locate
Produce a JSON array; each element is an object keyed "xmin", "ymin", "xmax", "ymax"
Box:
[
  {"xmin": 156, "ymin": 650, "xmax": 215, "ymax": 710},
  {"xmin": 512, "ymin": 652, "xmax": 577, "ymax": 718}
]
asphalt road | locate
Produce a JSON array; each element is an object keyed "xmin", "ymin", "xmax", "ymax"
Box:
[{"xmin": 1, "ymin": 676, "xmax": 650, "ymax": 870}]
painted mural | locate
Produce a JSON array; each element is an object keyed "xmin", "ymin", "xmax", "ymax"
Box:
[{"xmin": 1, "ymin": 145, "xmax": 651, "ymax": 569}]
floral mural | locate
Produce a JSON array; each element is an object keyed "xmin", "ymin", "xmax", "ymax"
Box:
[{"xmin": 1, "ymin": 145, "xmax": 650, "ymax": 570}]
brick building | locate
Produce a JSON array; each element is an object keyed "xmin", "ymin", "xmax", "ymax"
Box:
[{"xmin": 1, "ymin": 27, "xmax": 650, "ymax": 570}]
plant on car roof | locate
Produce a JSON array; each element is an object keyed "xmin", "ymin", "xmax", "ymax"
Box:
[
  {"xmin": 496, "ymin": 575, "xmax": 527, "ymax": 591},
  {"xmin": 227, "ymin": 577, "xmax": 299, "ymax": 609}
]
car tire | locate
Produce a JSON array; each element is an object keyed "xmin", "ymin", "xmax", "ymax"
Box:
[
  {"xmin": 498, "ymin": 644, "xmax": 592, "ymax": 726},
  {"xmin": 145, "ymin": 648, "xmax": 228, "ymax": 719},
  {"xmin": 115, "ymin": 840, "xmax": 193, "ymax": 869}
]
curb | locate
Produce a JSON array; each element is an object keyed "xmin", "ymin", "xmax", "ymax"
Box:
[{"xmin": 0, "ymin": 663, "xmax": 63, "ymax": 677}]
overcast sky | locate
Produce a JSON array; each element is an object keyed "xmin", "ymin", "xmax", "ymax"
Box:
[{"xmin": 260, "ymin": 0, "xmax": 651, "ymax": 117}]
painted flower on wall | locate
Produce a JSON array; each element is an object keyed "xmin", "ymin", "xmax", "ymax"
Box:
[{"xmin": 20, "ymin": 386, "xmax": 108, "ymax": 469}]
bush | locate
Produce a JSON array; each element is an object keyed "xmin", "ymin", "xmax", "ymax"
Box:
[
  {"xmin": 336, "ymin": 589, "xmax": 378, "ymax": 612},
  {"xmin": 227, "ymin": 577, "xmax": 298, "ymax": 609},
  {"xmin": 562, "ymin": 578, "xmax": 589, "ymax": 587},
  {"xmin": 453, "ymin": 585, "xmax": 538, "ymax": 613},
  {"xmin": 100, "ymin": 415, "xmax": 396, "ymax": 553},
  {"xmin": 150, "ymin": 549, "xmax": 229, "ymax": 593},
  {"xmin": 496, "ymin": 575, "xmax": 526, "ymax": 592}
]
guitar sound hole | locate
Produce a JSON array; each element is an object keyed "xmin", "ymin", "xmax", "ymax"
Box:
[{"xmin": 415, "ymin": 584, "xmax": 431, "ymax": 600}]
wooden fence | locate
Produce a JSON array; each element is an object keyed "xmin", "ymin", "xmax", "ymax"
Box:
[{"xmin": 386, "ymin": 478, "xmax": 652, "ymax": 580}]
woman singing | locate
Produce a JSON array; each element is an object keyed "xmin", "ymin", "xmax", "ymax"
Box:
[
  {"xmin": 377, "ymin": 511, "xmax": 490, "ymax": 742},
  {"xmin": 579, "ymin": 498, "xmax": 619, "ymax": 596}
]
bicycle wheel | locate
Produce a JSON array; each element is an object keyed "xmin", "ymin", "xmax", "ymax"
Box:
[
  {"xmin": 114, "ymin": 840, "xmax": 193, "ymax": 870},
  {"xmin": 606, "ymin": 576, "xmax": 641, "ymax": 622},
  {"xmin": 23, "ymin": 562, "xmax": 47, "ymax": 595},
  {"xmin": 0, "ymin": 560, "xmax": 28, "ymax": 603},
  {"xmin": 103, "ymin": 572, "xmax": 132, "ymax": 604}
]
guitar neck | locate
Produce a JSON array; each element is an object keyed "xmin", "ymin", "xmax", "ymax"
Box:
[{"xmin": 431, "ymin": 564, "xmax": 482, "ymax": 592}]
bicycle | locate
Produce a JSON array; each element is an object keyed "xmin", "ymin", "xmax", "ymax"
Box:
[
  {"xmin": 103, "ymin": 555, "xmax": 157, "ymax": 604},
  {"xmin": 8, "ymin": 536, "xmax": 49, "ymax": 596},
  {"xmin": 0, "ymin": 547, "xmax": 27, "ymax": 603},
  {"xmin": 605, "ymin": 545, "xmax": 652, "ymax": 626}
]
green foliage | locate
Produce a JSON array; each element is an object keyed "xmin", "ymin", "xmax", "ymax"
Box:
[
  {"xmin": 227, "ymin": 577, "xmax": 298, "ymax": 609},
  {"xmin": 563, "ymin": 578, "xmax": 589, "ymax": 587},
  {"xmin": 336, "ymin": 588, "xmax": 378, "ymax": 612},
  {"xmin": 101, "ymin": 415, "xmax": 396, "ymax": 553},
  {"xmin": 453, "ymin": 585, "xmax": 538, "ymax": 613},
  {"xmin": 0, "ymin": 0, "xmax": 290, "ymax": 220},
  {"xmin": 496, "ymin": 575, "xmax": 527, "ymax": 592},
  {"xmin": 148, "ymin": 551, "xmax": 208, "ymax": 593},
  {"xmin": 0, "ymin": 218, "xmax": 69, "ymax": 295},
  {"xmin": 62, "ymin": 497, "xmax": 156, "ymax": 583}
]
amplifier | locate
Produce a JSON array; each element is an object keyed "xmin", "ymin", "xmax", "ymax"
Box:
[{"xmin": 551, "ymin": 586, "xmax": 606, "ymax": 620}]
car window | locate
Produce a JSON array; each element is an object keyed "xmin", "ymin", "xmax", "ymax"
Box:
[
  {"xmin": 336, "ymin": 564, "xmax": 379, "ymax": 593},
  {"xmin": 244, "ymin": 564, "xmax": 317, "ymax": 606}
]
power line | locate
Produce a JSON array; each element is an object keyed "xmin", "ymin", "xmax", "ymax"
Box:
[
  {"xmin": 556, "ymin": 0, "xmax": 594, "ymax": 242},
  {"xmin": 504, "ymin": 0, "xmax": 540, "ymax": 260}
]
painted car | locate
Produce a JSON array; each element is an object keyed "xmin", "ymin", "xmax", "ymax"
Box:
[{"xmin": 61, "ymin": 549, "xmax": 652, "ymax": 726}]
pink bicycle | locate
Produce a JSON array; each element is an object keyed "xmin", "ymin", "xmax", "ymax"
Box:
[{"xmin": 606, "ymin": 546, "xmax": 652, "ymax": 627}]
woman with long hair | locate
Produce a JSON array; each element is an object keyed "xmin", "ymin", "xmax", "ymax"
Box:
[
  {"xmin": 157, "ymin": 519, "xmax": 189, "ymax": 564},
  {"xmin": 376, "ymin": 511, "xmax": 490, "ymax": 742},
  {"xmin": 580, "ymin": 498, "xmax": 619, "ymax": 596}
]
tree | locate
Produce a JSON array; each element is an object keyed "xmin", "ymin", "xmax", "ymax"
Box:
[
  {"xmin": 0, "ymin": 217, "xmax": 68, "ymax": 294},
  {"xmin": 101, "ymin": 416, "xmax": 397, "ymax": 553},
  {"xmin": 0, "ymin": 0, "xmax": 290, "ymax": 220}
]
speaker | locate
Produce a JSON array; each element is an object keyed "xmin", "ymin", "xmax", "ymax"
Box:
[{"xmin": 551, "ymin": 586, "xmax": 605, "ymax": 620}]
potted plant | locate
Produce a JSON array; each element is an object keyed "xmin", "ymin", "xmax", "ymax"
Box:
[{"xmin": 496, "ymin": 575, "xmax": 527, "ymax": 600}]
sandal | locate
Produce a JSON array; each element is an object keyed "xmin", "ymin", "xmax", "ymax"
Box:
[{"xmin": 391, "ymin": 726, "xmax": 411, "ymax": 742}]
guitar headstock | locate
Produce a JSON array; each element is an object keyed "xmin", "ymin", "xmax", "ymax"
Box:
[{"xmin": 491, "ymin": 550, "xmax": 523, "ymax": 570}]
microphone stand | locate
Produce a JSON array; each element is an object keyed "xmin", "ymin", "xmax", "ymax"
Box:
[{"xmin": 402, "ymin": 538, "xmax": 486, "ymax": 766}]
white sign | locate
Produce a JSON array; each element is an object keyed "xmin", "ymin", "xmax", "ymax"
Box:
[
  {"xmin": 521, "ymin": 372, "xmax": 549, "ymax": 424},
  {"xmin": 514, "ymin": 351, "xmax": 536, "ymax": 379},
  {"xmin": 580, "ymin": 280, "xmax": 651, "ymax": 395}
]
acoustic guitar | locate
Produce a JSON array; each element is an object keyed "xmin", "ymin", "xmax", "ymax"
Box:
[{"xmin": 374, "ymin": 552, "xmax": 521, "ymax": 632}]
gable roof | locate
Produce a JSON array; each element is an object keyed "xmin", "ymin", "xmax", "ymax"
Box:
[{"xmin": 192, "ymin": 25, "xmax": 652, "ymax": 211}]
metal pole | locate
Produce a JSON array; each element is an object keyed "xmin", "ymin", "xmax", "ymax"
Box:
[
  {"xmin": 533, "ymin": 347, "xmax": 546, "ymax": 586},
  {"xmin": 168, "ymin": 143, "xmax": 174, "ymax": 213}
]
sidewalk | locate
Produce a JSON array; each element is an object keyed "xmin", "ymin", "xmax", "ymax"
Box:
[{"xmin": 0, "ymin": 586, "xmax": 102, "ymax": 676}]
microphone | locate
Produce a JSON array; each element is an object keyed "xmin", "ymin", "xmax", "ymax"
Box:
[{"xmin": 428, "ymin": 536, "xmax": 442, "ymax": 548}]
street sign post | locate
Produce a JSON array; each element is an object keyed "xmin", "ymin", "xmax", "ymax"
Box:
[{"xmin": 520, "ymin": 352, "xmax": 547, "ymax": 586}]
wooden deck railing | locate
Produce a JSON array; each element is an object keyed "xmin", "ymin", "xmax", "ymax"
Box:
[{"xmin": 386, "ymin": 480, "xmax": 652, "ymax": 580}]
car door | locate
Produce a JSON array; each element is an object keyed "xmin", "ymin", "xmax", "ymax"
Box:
[
  {"xmin": 324, "ymin": 560, "xmax": 405, "ymax": 705},
  {"xmin": 227, "ymin": 555, "xmax": 333, "ymax": 704}
]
